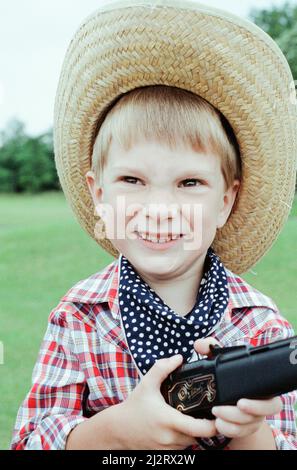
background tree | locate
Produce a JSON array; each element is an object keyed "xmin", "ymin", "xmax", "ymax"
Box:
[
  {"xmin": 0, "ymin": 119, "xmax": 60, "ymax": 193},
  {"xmin": 249, "ymin": 1, "xmax": 297, "ymax": 79},
  {"xmin": 0, "ymin": 119, "xmax": 27, "ymax": 192}
]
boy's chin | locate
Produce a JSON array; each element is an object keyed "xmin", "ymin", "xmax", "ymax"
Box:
[{"xmin": 126, "ymin": 250, "xmax": 188, "ymax": 275}]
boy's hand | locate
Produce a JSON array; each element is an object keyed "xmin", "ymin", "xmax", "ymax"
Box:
[
  {"xmin": 194, "ymin": 338, "xmax": 282, "ymax": 440},
  {"xmin": 117, "ymin": 354, "xmax": 217, "ymax": 450},
  {"xmin": 211, "ymin": 397, "xmax": 282, "ymax": 439}
]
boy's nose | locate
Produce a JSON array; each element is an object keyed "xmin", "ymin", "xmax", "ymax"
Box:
[
  {"xmin": 131, "ymin": 201, "xmax": 189, "ymax": 236},
  {"xmin": 143, "ymin": 204, "xmax": 178, "ymax": 221}
]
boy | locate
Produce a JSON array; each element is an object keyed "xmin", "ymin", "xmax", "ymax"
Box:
[{"xmin": 11, "ymin": 0, "xmax": 297, "ymax": 450}]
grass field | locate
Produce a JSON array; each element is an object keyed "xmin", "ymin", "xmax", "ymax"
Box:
[{"xmin": 0, "ymin": 191, "xmax": 296, "ymax": 450}]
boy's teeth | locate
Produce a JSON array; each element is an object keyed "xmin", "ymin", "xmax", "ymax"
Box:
[{"xmin": 138, "ymin": 232, "xmax": 180, "ymax": 243}]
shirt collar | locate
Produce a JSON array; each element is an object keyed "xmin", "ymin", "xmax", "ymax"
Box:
[
  {"xmin": 61, "ymin": 257, "xmax": 119, "ymax": 308},
  {"xmin": 224, "ymin": 267, "xmax": 278, "ymax": 313},
  {"xmin": 61, "ymin": 254, "xmax": 278, "ymax": 318}
]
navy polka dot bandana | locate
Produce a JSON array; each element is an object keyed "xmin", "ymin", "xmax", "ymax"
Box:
[{"xmin": 118, "ymin": 247, "xmax": 229, "ymax": 375}]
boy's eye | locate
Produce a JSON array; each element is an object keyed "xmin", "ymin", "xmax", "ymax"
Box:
[
  {"xmin": 180, "ymin": 178, "xmax": 203, "ymax": 187},
  {"xmin": 119, "ymin": 177, "xmax": 203, "ymax": 187},
  {"xmin": 120, "ymin": 176, "xmax": 142, "ymax": 184}
]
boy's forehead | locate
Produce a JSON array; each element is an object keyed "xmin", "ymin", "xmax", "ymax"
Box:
[{"xmin": 107, "ymin": 139, "xmax": 220, "ymax": 173}]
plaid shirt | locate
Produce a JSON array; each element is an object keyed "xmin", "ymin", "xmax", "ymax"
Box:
[{"xmin": 11, "ymin": 257, "xmax": 297, "ymax": 450}]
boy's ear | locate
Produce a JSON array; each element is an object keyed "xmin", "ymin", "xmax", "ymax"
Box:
[
  {"xmin": 85, "ymin": 170, "xmax": 104, "ymax": 205},
  {"xmin": 217, "ymin": 179, "xmax": 240, "ymax": 229}
]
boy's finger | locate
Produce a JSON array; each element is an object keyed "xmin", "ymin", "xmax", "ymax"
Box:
[
  {"xmin": 171, "ymin": 410, "xmax": 217, "ymax": 438},
  {"xmin": 212, "ymin": 405, "xmax": 262, "ymax": 425},
  {"xmin": 145, "ymin": 354, "xmax": 183, "ymax": 389},
  {"xmin": 237, "ymin": 397, "xmax": 282, "ymax": 416},
  {"xmin": 215, "ymin": 418, "xmax": 243, "ymax": 438},
  {"xmin": 193, "ymin": 337, "xmax": 220, "ymax": 356}
]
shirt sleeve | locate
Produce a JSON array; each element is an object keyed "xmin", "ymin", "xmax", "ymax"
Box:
[
  {"xmin": 10, "ymin": 306, "xmax": 89, "ymax": 450},
  {"xmin": 251, "ymin": 316, "xmax": 297, "ymax": 450}
]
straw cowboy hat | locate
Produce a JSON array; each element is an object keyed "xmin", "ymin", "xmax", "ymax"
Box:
[{"xmin": 53, "ymin": 0, "xmax": 297, "ymax": 275}]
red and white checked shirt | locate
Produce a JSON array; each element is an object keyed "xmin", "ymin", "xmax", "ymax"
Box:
[{"xmin": 11, "ymin": 257, "xmax": 297, "ymax": 450}]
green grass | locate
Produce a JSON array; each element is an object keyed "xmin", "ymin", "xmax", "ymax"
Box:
[
  {"xmin": 243, "ymin": 197, "xmax": 297, "ymax": 323},
  {"xmin": 0, "ymin": 192, "xmax": 114, "ymax": 450},
  {"xmin": 0, "ymin": 192, "xmax": 296, "ymax": 450}
]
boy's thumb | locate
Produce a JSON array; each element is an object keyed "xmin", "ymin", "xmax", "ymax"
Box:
[
  {"xmin": 194, "ymin": 337, "xmax": 220, "ymax": 357},
  {"xmin": 145, "ymin": 354, "xmax": 183, "ymax": 389}
]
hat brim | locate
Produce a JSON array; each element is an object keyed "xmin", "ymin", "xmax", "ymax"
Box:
[{"xmin": 54, "ymin": 0, "xmax": 297, "ymax": 274}]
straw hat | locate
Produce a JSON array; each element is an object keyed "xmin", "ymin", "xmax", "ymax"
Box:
[{"xmin": 53, "ymin": 0, "xmax": 297, "ymax": 275}]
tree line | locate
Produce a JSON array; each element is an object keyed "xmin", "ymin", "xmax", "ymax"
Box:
[
  {"xmin": 0, "ymin": 2, "xmax": 296, "ymax": 193},
  {"xmin": 0, "ymin": 120, "xmax": 60, "ymax": 193}
]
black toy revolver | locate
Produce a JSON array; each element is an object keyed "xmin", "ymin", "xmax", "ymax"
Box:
[{"xmin": 161, "ymin": 335, "xmax": 297, "ymax": 421}]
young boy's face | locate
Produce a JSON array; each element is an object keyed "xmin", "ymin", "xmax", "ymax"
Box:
[{"xmin": 86, "ymin": 139, "xmax": 239, "ymax": 282}]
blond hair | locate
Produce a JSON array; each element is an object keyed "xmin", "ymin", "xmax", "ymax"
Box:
[{"xmin": 91, "ymin": 85, "xmax": 241, "ymax": 190}]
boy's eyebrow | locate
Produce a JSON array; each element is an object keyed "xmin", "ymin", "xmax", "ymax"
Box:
[
  {"xmin": 111, "ymin": 166, "xmax": 143, "ymax": 172},
  {"xmin": 111, "ymin": 166, "xmax": 214, "ymax": 177},
  {"xmin": 171, "ymin": 169, "xmax": 214, "ymax": 178}
]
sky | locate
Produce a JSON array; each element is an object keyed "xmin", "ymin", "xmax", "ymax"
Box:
[{"xmin": 0, "ymin": 0, "xmax": 294, "ymax": 136}]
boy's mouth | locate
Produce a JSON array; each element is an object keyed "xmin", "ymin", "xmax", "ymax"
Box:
[{"xmin": 134, "ymin": 231, "xmax": 184, "ymax": 249}]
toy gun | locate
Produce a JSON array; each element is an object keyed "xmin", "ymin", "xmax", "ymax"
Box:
[{"xmin": 161, "ymin": 335, "xmax": 297, "ymax": 449}]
